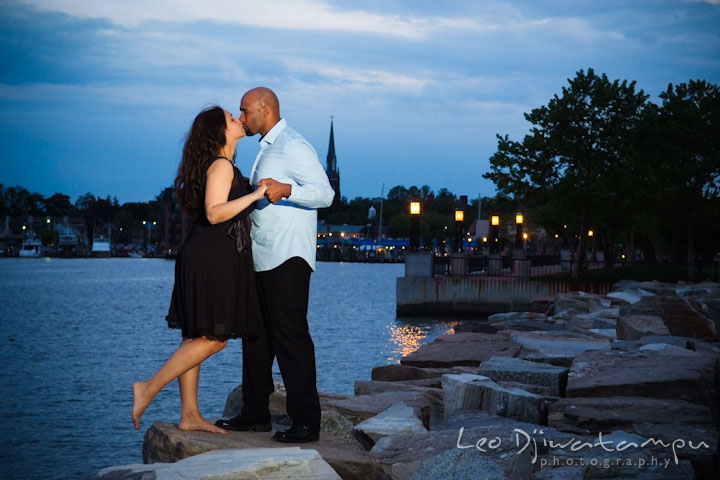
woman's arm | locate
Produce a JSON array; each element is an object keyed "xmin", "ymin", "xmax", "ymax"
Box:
[{"xmin": 205, "ymin": 159, "xmax": 267, "ymax": 225}]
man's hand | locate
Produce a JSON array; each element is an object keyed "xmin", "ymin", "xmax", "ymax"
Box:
[{"xmin": 258, "ymin": 178, "xmax": 292, "ymax": 204}]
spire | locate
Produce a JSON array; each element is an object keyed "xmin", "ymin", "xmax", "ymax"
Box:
[
  {"xmin": 326, "ymin": 116, "xmax": 337, "ymax": 175},
  {"xmin": 325, "ymin": 116, "xmax": 340, "ymax": 203}
]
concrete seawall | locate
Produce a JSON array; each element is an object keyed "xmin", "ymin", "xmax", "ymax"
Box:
[{"xmin": 396, "ymin": 252, "xmax": 612, "ymax": 317}]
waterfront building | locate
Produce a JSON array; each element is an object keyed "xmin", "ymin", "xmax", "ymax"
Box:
[{"xmin": 162, "ymin": 187, "xmax": 193, "ymax": 257}]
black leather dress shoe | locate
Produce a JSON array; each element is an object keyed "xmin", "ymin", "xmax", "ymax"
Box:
[
  {"xmin": 215, "ymin": 414, "xmax": 271, "ymax": 432},
  {"xmin": 272, "ymin": 425, "xmax": 320, "ymax": 443}
]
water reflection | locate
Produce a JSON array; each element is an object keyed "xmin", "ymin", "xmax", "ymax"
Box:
[{"xmin": 387, "ymin": 319, "xmax": 459, "ymax": 360}]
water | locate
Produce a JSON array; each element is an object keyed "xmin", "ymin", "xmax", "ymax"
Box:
[{"xmin": 0, "ymin": 258, "xmax": 459, "ymax": 480}]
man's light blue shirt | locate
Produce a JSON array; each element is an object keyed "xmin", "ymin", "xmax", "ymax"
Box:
[{"xmin": 249, "ymin": 118, "xmax": 335, "ymax": 272}]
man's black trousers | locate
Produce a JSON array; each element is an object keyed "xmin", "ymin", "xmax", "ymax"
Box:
[{"xmin": 241, "ymin": 256, "xmax": 321, "ymax": 431}]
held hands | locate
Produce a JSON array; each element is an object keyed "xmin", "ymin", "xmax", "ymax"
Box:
[
  {"xmin": 253, "ymin": 183, "xmax": 269, "ymax": 201},
  {"xmin": 257, "ymin": 178, "xmax": 291, "ymax": 204}
]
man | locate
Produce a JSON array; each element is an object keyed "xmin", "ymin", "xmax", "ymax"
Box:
[{"xmin": 216, "ymin": 87, "xmax": 334, "ymax": 442}]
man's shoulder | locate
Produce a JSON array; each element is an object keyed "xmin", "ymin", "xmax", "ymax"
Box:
[
  {"xmin": 277, "ymin": 125, "xmax": 317, "ymax": 157},
  {"xmin": 278, "ymin": 124, "xmax": 307, "ymax": 143}
]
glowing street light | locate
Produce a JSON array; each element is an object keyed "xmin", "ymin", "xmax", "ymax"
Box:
[
  {"xmin": 454, "ymin": 209, "xmax": 464, "ymax": 253},
  {"xmin": 489, "ymin": 215, "xmax": 500, "ymax": 254},
  {"xmin": 409, "ymin": 200, "xmax": 421, "ymax": 251},
  {"xmin": 515, "ymin": 213, "xmax": 524, "ymax": 250}
]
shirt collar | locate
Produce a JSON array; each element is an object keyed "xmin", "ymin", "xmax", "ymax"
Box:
[{"xmin": 259, "ymin": 118, "xmax": 287, "ymax": 146}]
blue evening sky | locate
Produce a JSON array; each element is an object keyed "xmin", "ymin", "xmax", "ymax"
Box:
[{"xmin": 1, "ymin": 0, "xmax": 719, "ymax": 203}]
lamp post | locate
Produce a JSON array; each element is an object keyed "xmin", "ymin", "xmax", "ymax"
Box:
[
  {"xmin": 490, "ymin": 215, "xmax": 500, "ymax": 254},
  {"xmin": 454, "ymin": 209, "xmax": 464, "ymax": 253},
  {"xmin": 515, "ymin": 213, "xmax": 524, "ymax": 251},
  {"xmin": 409, "ymin": 200, "xmax": 420, "ymax": 252},
  {"xmin": 489, "ymin": 215, "xmax": 501, "ymax": 274}
]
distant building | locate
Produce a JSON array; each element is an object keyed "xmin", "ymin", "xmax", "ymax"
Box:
[
  {"xmin": 163, "ymin": 187, "xmax": 193, "ymax": 256},
  {"xmin": 325, "ymin": 117, "xmax": 340, "ymax": 203}
]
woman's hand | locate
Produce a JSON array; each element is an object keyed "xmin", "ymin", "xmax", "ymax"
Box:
[{"xmin": 253, "ymin": 184, "xmax": 268, "ymax": 201}]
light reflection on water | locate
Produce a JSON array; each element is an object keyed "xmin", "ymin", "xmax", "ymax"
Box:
[
  {"xmin": 387, "ymin": 321, "xmax": 458, "ymax": 360},
  {"xmin": 0, "ymin": 258, "xmax": 461, "ymax": 480}
]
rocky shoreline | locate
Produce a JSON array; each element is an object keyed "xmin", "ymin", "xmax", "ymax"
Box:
[{"xmin": 97, "ymin": 280, "xmax": 720, "ymax": 479}]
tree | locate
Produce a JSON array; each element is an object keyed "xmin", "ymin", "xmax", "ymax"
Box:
[
  {"xmin": 43, "ymin": 193, "xmax": 73, "ymax": 217},
  {"xmin": 654, "ymin": 80, "xmax": 720, "ymax": 263},
  {"xmin": 485, "ymin": 68, "xmax": 650, "ymax": 269},
  {"xmin": 1, "ymin": 185, "xmax": 44, "ymax": 216}
]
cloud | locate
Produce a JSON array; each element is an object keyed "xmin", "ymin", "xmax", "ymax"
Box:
[
  {"xmin": 18, "ymin": 0, "xmax": 626, "ymax": 45},
  {"xmin": 18, "ymin": 0, "xmax": 430, "ymax": 38}
]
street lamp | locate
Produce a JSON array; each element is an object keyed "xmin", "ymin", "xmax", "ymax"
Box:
[
  {"xmin": 490, "ymin": 215, "xmax": 500, "ymax": 254},
  {"xmin": 409, "ymin": 200, "xmax": 420, "ymax": 251},
  {"xmin": 515, "ymin": 213, "xmax": 524, "ymax": 250},
  {"xmin": 454, "ymin": 209, "xmax": 464, "ymax": 253}
]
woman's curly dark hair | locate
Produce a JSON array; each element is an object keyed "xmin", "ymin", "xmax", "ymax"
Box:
[{"xmin": 174, "ymin": 106, "xmax": 228, "ymax": 215}]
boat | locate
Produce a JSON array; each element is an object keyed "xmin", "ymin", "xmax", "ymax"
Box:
[
  {"xmin": 91, "ymin": 235, "xmax": 111, "ymax": 258},
  {"xmin": 19, "ymin": 237, "xmax": 43, "ymax": 258}
]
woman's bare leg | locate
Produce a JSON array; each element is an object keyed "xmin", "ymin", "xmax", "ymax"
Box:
[
  {"xmin": 177, "ymin": 364, "xmax": 228, "ymax": 433},
  {"xmin": 132, "ymin": 336, "xmax": 227, "ymax": 430}
]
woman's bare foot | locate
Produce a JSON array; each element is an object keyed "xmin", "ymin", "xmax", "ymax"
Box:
[
  {"xmin": 179, "ymin": 413, "xmax": 228, "ymax": 434},
  {"xmin": 132, "ymin": 382, "xmax": 152, "ymax": 430}
]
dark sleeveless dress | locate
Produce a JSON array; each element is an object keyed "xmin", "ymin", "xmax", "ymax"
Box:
[{"xmin": 166, "ymin": 159, "xmax": 261, "ymax": 340}]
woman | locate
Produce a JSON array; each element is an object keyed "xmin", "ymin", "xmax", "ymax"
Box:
[{"xmin": 132, "ymin": 106, "xmax": 266, "ymax": 433}]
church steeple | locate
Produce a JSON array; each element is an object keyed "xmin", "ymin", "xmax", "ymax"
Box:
[{"xmin": 325, "ymin": 116, "xmax": 340, "ymax": 201}]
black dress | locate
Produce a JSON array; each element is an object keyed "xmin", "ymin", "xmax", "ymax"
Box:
[{"xmin": 166, "ymin": 159, "xmax": 261, "ymax": 340}]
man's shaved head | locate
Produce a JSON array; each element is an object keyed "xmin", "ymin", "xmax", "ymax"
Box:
[{"xmin": 240, "ymin": 87, "xmax": 281, "ymax": 137}]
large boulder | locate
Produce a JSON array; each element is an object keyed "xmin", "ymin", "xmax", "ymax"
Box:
[
  {"xmin": 441, "ymin": 373, "xmax": 547, "ymax": 425},
  {"xmin": 141, "ymin": 422, "xmax": 387, "ymax": 480},
  {"xmin": 99, "ymin": 447, "xmax": 341, "ymax": 480},
  {"xmin": 408, "ymin": 449, "xmax": 505, "ymax": 480},
  {"xmin": 371, "ymin": 411, "xmax": 581, "ymax": 480},
  {"xmin": 478, "ymin": 356, "xmax": 568, "ymax": 396},
  {"xmin": 622, "ymin": 296, "xmax": 718, "ymax": 339},
  {"xmin": 565, "ymin": 350, "xmax": 719, "ymax": 410},
  {"xmin": 616, "ymin": 314, "xmax": 671, "ymax": 340},
  {"xmin": 400, "ymin": 332, "xmax": 521, "ymax": 368}
]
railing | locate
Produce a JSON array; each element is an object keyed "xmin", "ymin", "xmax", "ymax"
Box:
[{"xmin": 432, "ymin": 254, "xmax": 720, "ymax": 283}]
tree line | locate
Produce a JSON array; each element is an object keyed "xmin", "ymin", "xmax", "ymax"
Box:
[{"xmin": 0, "ymin": 185, "xmax": 164, "ymax": 243}]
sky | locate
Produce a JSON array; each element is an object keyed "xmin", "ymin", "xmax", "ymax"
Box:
[{"xmin": 1, "ymin": 0, "xmax": 719, "ymax": 204}]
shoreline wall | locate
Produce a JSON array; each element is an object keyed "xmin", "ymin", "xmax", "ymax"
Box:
[{"xmin": 396, "ymin": 275, "xmax": 612, "ymax": 317}]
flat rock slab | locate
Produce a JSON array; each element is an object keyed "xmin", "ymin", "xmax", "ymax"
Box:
[
  {"xmin": 141, "ymin": 422, "xmax": 388, "ymax": 480},
  {"xmin": 478, "ymin": 356, "xmax": 569, "ymax": 397},
  {"xmin": 323, "ymin": 390, "xmax": 443, "ymax": 427},
  {"xmin": 565, "ymin": 350, "xmax": 719, "ymax": 409},
  {"xmin": 508, "ymin": 331, "xmax": 611, "ymax": 367},
  {"xmin": 354, "ymin": 401, "xmax": 427, "ymax": 447},
  {"xmin": 100, "ymin": 447, "xmax": 341, "ymax": 479},
  {"xmin": 400, "ymin": 332, "xmax": 520, "ymax": 368},
  {"xmin": 548, "ymin": 396, "xmax": 715, "ymax": 436},
  {"xmin": 487, "ymin": 312, "xmax": 559, "ymax": 333},
  {"xmin": 555, "ymin": 292, "xmax": 611, "ymax": 313},
  {"xmin": 371, "ymin": 364, "xmax": 476, "ymax": 382},
  {"xmin": 354, "ymin": 380, "xmax": 442, "ymax": 396}
]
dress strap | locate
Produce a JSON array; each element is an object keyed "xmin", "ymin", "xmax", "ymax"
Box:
[{"xmin": 212, "ymin": 156, "xmax": 235, "ymax": 165}]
